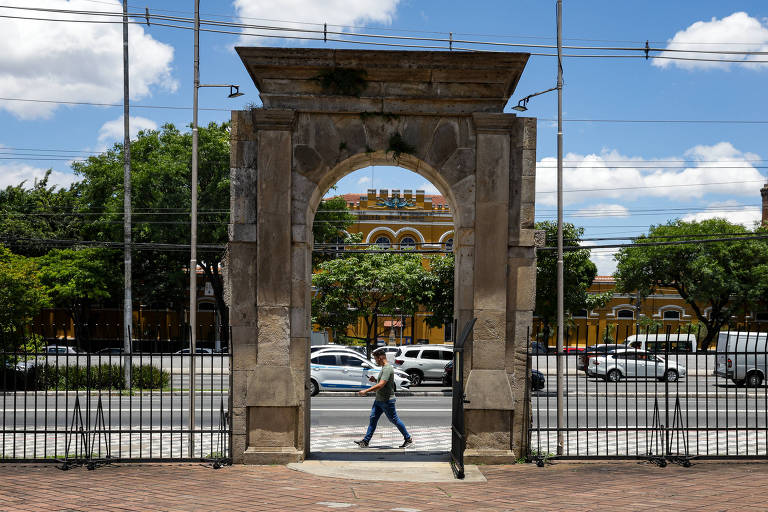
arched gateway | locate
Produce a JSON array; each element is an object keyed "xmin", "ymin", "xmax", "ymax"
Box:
[{"xmin": 228, "ymin": 48, "xmax": 539, "ymax": 464}]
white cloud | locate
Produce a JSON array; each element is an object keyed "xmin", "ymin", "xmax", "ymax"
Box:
[
  {"xmin": 653, "ymin": 12, "xmax": 768, "ymax": 70},
  {"xmin": 419, "ymin": 182, "xmax": 441, "ymax": 195},
  {"xmin": 233, "ymin": 0, "xmax": 401, "ymax": 43},
  {"xmin": 0, "ymin": 163, "xmax": 76, "ymax": 189},
  {"xmin": 98, "ymin": 115, "xmax": 158, "ymax": 143},
  {"xmin": 583, "ymin": 242, "xmax": 619, "ymax": 276},
  {"xmin": 681, "ymin": 201, "xmax": 763, "ymax": 228},
  {"xmin": 536, "ymin": 142, "xmax": 765, "ymax": 206},
  {"xmin": 357, "ymin": 176, "xmax": 371, "ymax": 185},
  {"xmin": 0, "ymin": 0, "xmax": 177, "ymax": 119},
  {"xmin": 574, "ymin": 204, "xmax": 629, "ymax": 218}
]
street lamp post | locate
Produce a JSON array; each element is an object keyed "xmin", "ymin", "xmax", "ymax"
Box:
[
  {"xmin": 512, "ymin": 0, "xmax": 565, "ymax": 456},
  {"xmin": 188, "ymin": 0, "xmax": 243, "ymax": 458}
]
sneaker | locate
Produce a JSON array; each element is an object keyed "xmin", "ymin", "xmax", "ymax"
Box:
[
  {"xmin": 354, "ymin": 439, "xmax": 369, "ymax": 448},
  {"xmin": 399, "ymin": 438, "xmax": 413, "ymax": 449}
]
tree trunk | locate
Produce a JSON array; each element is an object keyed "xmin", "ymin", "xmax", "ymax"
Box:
[{"xmin": 201, "ymin": 259, "xmax": 229, "ymax": 348}]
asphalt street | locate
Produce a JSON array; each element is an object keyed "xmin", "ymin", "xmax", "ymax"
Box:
[{"xmin": 3, "ymin": 386, "xmax": 768, "ymax": 429}]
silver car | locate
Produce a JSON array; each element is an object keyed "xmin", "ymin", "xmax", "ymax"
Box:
[
  {"xmin": 394, "ymin": 345, "xmax": 454, "ymax": 385},
  {"xmin": 309, "ymin": 349, "xmax": 411, "ymax": 396},
  {"xmin": 589, "ymin": 349, "xmax": 686, "ymax": 383}
]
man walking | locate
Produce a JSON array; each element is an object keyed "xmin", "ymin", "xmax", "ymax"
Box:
[{"xmin": 355, "ymin": 347, "xmax": 413, "ymax": 448}]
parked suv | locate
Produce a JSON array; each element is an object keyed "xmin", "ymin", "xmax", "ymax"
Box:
[{"xmin": 394, "ymin": 345, "xmax": 453, "ymax": 385}]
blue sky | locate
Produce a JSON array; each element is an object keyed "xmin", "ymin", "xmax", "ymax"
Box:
[{"xmin": 1, "ymin": 0, "xmax": 767, "ymax": 274}]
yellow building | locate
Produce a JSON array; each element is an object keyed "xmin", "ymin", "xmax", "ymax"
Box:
[{"xmin": 324, "ymin": 188, "xmax": 454, "ymax": 345}]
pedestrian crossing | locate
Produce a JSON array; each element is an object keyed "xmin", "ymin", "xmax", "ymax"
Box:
[
  {"xmin": 530, "ymin": 429, "xmax": 768, "ymax": 457},
  {"xmin": 310, "ymin": 425, "xmax": 451, "ymax": 452}
]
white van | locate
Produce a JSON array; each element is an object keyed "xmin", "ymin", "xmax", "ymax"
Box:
[
  {"xmin": 623, "ymin": 333, "xmax": 697, "ymax": 353},
  {"xmin": 715, "ymin": 331, "xmax": 768, "ymax": 387}
]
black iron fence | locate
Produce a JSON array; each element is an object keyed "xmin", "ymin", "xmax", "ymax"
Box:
[
  {"xmin": 1, "ymin": 346, "xmax": 230, "ymax": 466},
  {"xmin": 528, "ymin": 324, "xmax": 768, "ymax": 462},
  {"xmin": 1, "ymin": 321, "xmax": 229, "ymax": 354}
]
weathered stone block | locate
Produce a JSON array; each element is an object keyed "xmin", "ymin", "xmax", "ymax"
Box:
[
  {"xmin": 426, "ymin": 120, "xmax": 459, "ymax": 168},
  {"xmin": 256, "ymin": 306, "xmax": 290, "ymax": 366},
  {"xmin": 440, "ymin": 148, "xmax": 475, "ymax": 186},
  {"xmin": 464, "ymin": 366, "xmax": 515, "ymax": 407},
  {"xmin": 475, "ymin": 133, "xmax": 510, "ymax": 204},
  {"xmin": 246, "ymin": 367, "xmax": 298, "ymax": 406},
  {"xmin": 230, "ymin": 167, "xmax": 257, "ymax": 225},
  {"xmin": 228, "ymin": 223, "xmax": 256, "ymax": 243}
]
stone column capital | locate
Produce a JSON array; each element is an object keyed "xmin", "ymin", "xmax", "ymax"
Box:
[
  {"xmin": 253, "ymin": 109, "xmax": 296, "ymax": 131},
  {"xmin": 472, "ymin": 112, "xmax": 518, "ymax": 134}
]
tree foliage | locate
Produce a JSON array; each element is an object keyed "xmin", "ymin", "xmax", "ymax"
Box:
[
  {"xmin": 36, "ymin": 247, "xmax": 121, "ymax": 346},
  {"xmin": 535, "ymin": 221, "xmax": 612, "ymax": 332},
  {"xmin": 615, "ymin": 219, "xmax": 768, "ymax": 348},
  {"xmin": 0, "ymin": 245, "xmax": 50, "ymax": 348},
  {"xmin": 72, "ymin": 122, "xmax": 231, "ymax": 339},
  {"xmin": 420, "ymin": 254, "xmax": 455, "ymax": 329},
  {"xmin": 312, "ymin": 250, "xmax": 429, "ymax": 356},
  {"xmin": 312, "ymin": 195, "xmax": 355, "ymax": 267},
  {"xmin": 0, "ymin": 172, "xmax": 83, "ymax": 256}
]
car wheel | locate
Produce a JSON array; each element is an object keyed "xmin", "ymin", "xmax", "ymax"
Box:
[
  {"xmin": 606, "ymin": 369, "xmax": 621, "ymax": 383},
  {"xmin": 664, "ymin": 369, "xmax": 679, "ymax": 383},
  {"xmin": 746, "ymin": 372, "xmax": 763, "ymax": 388},
  {"xmin": 309, "ymin": 379, "xmax": 319, "ymax": 397},
  {"xmin": 407, "ymin": 370, "xmax": 423, "ymax": 386}
]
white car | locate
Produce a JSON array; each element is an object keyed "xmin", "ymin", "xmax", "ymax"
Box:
[
  {"xmin": 589, "ymin": 349, "xmax": 687, "ymax": 383},
  {"xmin": 393, "ymin": 345, "xmax": 454, "ymax": 385},
  {"xmin": 309, "ymin": 349, "xmax": 411, "ymax": 396}
]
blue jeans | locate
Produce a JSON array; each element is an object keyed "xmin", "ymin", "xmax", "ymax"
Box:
[{"xmin": 363, "ymin": 399, "xmax": 410, "ymax": 442}]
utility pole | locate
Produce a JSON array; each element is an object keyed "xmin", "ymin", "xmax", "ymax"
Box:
[
  {"xmin": 188, "ymin": 0, "xmax": 200, "ymax": 458},
  {"xmin": 555, "ymin": 0, "xmax": 565, "ymax": 456},
  {"xmin": 122, "ymin": 0, "xmax": 132, "ymax": 388}
]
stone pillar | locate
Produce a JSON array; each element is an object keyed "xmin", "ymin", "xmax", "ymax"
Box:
[
  {"xmin": 461, "ymin": 114, "xmax": 536, "ymax": 463},
  {"xmin": 230, "ymin": 109, "xmax": 305, "ymax": 464},
  {"xmin": 761, "ymin": 182, "xmax": 768, "ymax": 227}
]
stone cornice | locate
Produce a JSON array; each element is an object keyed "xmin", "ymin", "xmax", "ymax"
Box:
[
  {"xmin": 252, "ymin": 109, "xmax": 296, "ymax": 131},
  {"xmin": 472, "ymin": 112, "xmax": 520, "ymax": 134}
]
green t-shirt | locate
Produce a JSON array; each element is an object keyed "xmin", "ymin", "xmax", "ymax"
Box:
[{"xmin": 375, "ymin": 364, "xmax": 396, "ymax": 402}]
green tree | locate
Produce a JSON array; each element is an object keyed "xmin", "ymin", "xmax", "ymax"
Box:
[
  {"xmin": 0, "ymin": 245, "xmax": 50, "ymax": 350},
  {"xmin": 72, "ymin": 122, "xmax": 230, "ymax": 341},
  {"xmin": 36, "ymin": 247, "xmax": 121, "ymax": 347},
  {"xmin": 0, "ymin": 171, "xmax": 83, "ymax": 256},
  {"xmin": 312, "ymin": 250, "xmax": 429, "ymax": 357},
  {"xmin": 312, "ymin": 194, "xmax": 355, "ymax": 267},
  {"xmin": 535, "ymin": 221, "xmax": 612, "ymax": 338},
  {"xmin": 615, "ymin": 219, "xmax": 768, "ymax": 349},
  {"xmin": 420, "ymin": 254, "xmax": 455, "ymax": 329}
]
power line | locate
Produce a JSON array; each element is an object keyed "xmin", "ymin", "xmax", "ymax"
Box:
[
  {"xmin": 0, "ymin": 96, "xmax": 231, "ymax": 111},
  {"xmin": 2, "ymin": 6, "xmax": 768, "ymax": 62},
  {"xmin": 539, "ymin": 234, "xmax": 768, "ymax": 251}
]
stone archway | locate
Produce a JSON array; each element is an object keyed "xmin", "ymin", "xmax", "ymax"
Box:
[{"xmin": 228, "ymin": 48, "xmax": 538, "ymax": 464}]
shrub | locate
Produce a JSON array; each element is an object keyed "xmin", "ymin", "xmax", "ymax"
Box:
[{"xmin": 1, "ymin": 363, "xmax": 169, "ymax": 391}]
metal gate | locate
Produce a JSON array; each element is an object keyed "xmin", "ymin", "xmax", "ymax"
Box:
[
  {"xmin": 529, "ymin": 325, "xmax": 768, "ymax": 463},
  {"xmin": 450, "ymin": 318, "xmax": 476, "ymax": 479},
  {"xmin": 1, "ymin": 342, "xmax": 231, "ymax": 468}
]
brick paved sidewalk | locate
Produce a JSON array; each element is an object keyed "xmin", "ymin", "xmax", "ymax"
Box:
[{"xmin": 1, "ymin": 460, "xmax": 766, "ymax": 511}]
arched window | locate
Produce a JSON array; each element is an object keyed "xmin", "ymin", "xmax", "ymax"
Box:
[
  {"xmin": 399, "ymin": 236, "xmax": 416, "ymax": 248},
  {"xmin": 663, "ymin": 310, "xmax": 681, "ymax": 320},
  {"xmin": 445, "ymin": 238, "xmax": 454, "ymax": 251},
  {"xmin": 617, "ymin": 309, "xmax": 634, "ymax": 319},
  {"xmin": 375, "ymin": 236, "xmax": 391, "ymax": 248}
]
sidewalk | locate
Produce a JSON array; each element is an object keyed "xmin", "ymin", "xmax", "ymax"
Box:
[{"xmin": 1, "ymin": 459, "xmax": 766, "ymax": 511}]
